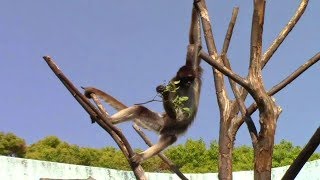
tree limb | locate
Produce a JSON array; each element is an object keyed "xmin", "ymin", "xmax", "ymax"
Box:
[
  {"xmin": 194, "ymin": 0, "xmax": 231, "ymax": 113},
  {"xmin": 247, "ymin": 52, "xmax": 320, "ymax": 116},
  {"xmin": 262, "ymin": 0, "xmax": 309, "ymax": 67},
  {"xmin": 200, "ymin": 51, "xmax": 252, "ymax": 93},
  {"xmin": 221, "ymin": 7, "xmax": 239, "ymax": 55},
  {"xmin": 282, "ymin": 126, "xmax": 320, "ymax": 180},
  {"xmin": 42, "ymin": 56, "xmax": 146, "ymax": 180},
  {"xmin": 234, "ymin": 52, "xmax": 320, "ymax": 128}
]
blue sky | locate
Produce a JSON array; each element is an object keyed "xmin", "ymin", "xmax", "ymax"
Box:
[{"xmin": 0, "ymin": 1, "xmax": 319, "ymax": 151}]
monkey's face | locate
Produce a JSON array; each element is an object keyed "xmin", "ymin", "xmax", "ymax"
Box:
[
  {"xmin": 177, "ymin": 66, "xmax": 196, "ymax": 87},
  {"xmin": 179, "ymin": 76, "xmax": 195, "ymax": 87}
]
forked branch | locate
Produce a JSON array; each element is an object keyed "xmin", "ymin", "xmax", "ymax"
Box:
[
  {"xmin": 248, "ymin": 52, "xmax": 320, "ymax": 115},
  {"xmin": 234, "ymin": 52, "xmax": 320, "ymax": 131},
  {"xmin": 220, "ymin": 7, "xmax": 258, "ymax": 140}
]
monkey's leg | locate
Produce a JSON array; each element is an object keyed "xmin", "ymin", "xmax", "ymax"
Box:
[
  {"xmin": 131, "ymin": 134, "xmax": 177, "ymax": 164},
  {"xmin": 110, "ymin": 105, "xmax": 164, "ymax": 132}
]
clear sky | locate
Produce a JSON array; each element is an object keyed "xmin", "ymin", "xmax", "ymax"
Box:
[{"xmin": 1, "ymin": 1, "xmax": 319, "ymax": 151}]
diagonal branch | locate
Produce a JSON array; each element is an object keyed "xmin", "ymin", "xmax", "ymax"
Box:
[
  {"xmin": 200, "ymin": 51, "xmax": 252, "ymax": 94},
  {"xmin": 262, "ymin": 0, "xmax": 309, "ymax": 67},
  {"xmin": 42, "ymin": 56, "xmax": 146, "ymax": 180},
  {"xmin": 267, "ymin": 52, "xmax": 320, "ymax": 96},
  {"xmin": 220, "ymin": 7, "xmax": 240, "ymax": 106},
  {"xmin": 221, "ymin": 7, "xmax": 239, "ymax": 55},
  {"xmin": 220, "ymin": 7, "xmax": 257, "ymax": 139},
  {"xmin": 223, "ymin": 55, "xmax": 258, "ymax": 140},
  {"xmin": 234, "ymin": 52, "xmax": 320, "ymax": 127},
  {"xmin": 282, "ymin": 126, "xmax": 320, "ymax": 180}
]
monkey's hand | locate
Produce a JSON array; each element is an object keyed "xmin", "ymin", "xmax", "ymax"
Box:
[
  {"xmin": 156, "ymin": 85, "xmax": 166, "ymax": 94},
  {"xmin": 130, "ymin": 153, "xmax": 144, "ymax": 165}
]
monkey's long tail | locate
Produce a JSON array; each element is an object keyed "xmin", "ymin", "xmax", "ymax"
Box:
[{"xmin": 82, "ymin": 87, "xmax": 127, "ymax": 111}]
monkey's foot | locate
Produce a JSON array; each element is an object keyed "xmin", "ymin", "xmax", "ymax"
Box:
[{"xmin": 130, "ymin": 153, "xmax": 144, "ymax": 164}]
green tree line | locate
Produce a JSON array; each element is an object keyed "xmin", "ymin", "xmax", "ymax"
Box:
[{"xmin": 0, "ymin": 132, "xmax": 319, "ymax": 173}]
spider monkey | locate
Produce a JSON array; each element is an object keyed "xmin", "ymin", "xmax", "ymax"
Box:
[{"xmin": 83, "ymin": 7, "xmax": 202, "ymax": 164}]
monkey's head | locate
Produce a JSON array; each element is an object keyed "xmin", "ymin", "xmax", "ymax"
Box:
[{"xmin": 176, "ymin": 65, "xmax": 196, "ymax": 87}]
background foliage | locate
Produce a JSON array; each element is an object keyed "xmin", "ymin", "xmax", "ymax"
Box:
[{"xmin": 0, "ymin": 132, "xmax": 319, "ymax": 173}]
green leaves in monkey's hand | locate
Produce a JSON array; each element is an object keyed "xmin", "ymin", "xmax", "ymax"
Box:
[
  {"xmin": 161, "ymin": 80, "xmax": 191, "ymax": 117},
  {"xmin": 173, "ymin": 96, "xmax": 191, "ymax": 117},
  {"xmin": 163, "ymin": 80, "xmax": 180, "ymax": 93}
]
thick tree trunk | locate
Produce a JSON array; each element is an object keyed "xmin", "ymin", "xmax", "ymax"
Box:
[
  {"xmin": 253, "ymin": 107, "xmax": 278, "ymax": 180},
  {"xmin": 253, "ymin": 135, "xmax": 275, "ymax": 180},
  {"xmin": 218, "ymin": 123, "xmax": 234, "ymax": 180}
]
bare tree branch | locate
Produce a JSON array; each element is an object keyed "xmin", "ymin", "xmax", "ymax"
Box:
[
  {"xmin": 282, "ymin": 126, "xmax": 320, "ymax": 180},
  {"xmin": 194, "ymin": 0, "xmax": 218, "ymax": 59},
  {"xmin": 267, "ymin": 52, "xmax": 320, "ymax": 96},
  {"xmin": 220, "ymin": 7, "xmax": 240, "ymax": 103},
  {"xmin": 219, "ymin": 7, "xmax": 258, "ymax": 140},
  {"xmin": 262, "ymin": 0, "xmax": 309, "ymax": 67},
  {"xmin": 232, "ymin": 52, "xmax": 320, "ymax": 143},
  {"xmin": 42, "ymin": 56, "xmax": 146, "ymax": 180},
  {"xmin": 231, "ymin": 0, "xmax": 310, "ymax": 137},
  {"xmin": 221, "ymin": 7, "xmax": 239, "ymax": 55},
  {"xmin": 223, "ymin": 56, "xmax": 258, "ymax": 140},
  {"xmin": 200, "ymin": 51, "xmax": 252, "ymax": 93},
  {"xmin": 249, "ymin": 0, "xmax": 265, "ymax": 80},
  {"xmin": 246, "ymin": 52, "xmax": 320, "ymax": 116},
  {"xmin": 194, "ymin": 0, "xmax": 231, "ymax": 113}
]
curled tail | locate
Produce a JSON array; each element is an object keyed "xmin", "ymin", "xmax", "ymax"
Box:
[{"xmin": 83, "ymin": 87, "xmax": 127, "ymax": 111}]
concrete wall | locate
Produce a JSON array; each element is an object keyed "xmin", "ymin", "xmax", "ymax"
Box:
[{"xmin": 0, "ymin": 156, "xmax": 319, "ymax": 180}]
